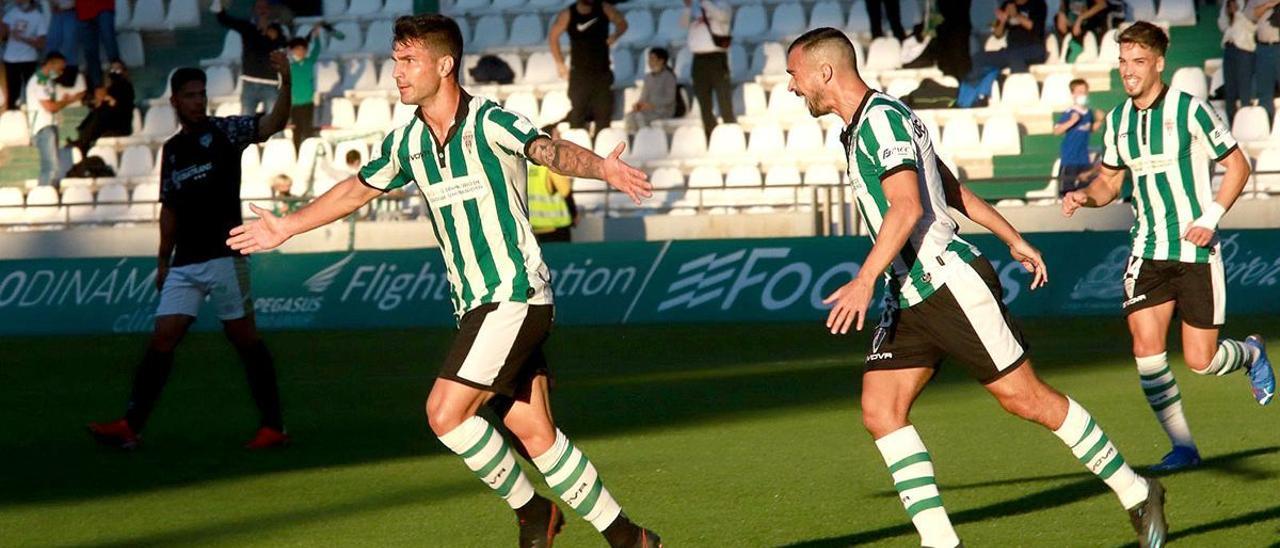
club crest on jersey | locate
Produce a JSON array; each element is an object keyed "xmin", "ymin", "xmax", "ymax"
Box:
[
  {"xmin": 911, "ymin": 117, "xmax": 926, "ymax": 139},
  {"xmin": 199, "ymin": 134, "xmax": 213, "ymax": 148}
]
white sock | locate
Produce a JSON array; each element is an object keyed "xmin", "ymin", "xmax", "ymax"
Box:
[
  {"xmin": 532, "ymin": 429, "xmax": 623, "ymax": 532},
  {"xmin": 874, "ymin": 426, "xmax": 960, "ymax": 548},
  {"xmin": 1135, "ymin": 353, "xmax": 1197, "ymax": 450},
  {"xmin": 1197, "ymin": 339, "xmax": 1258, "ymax": 376},
  {"xmin": 1053, "ymin": 397, "xmax": 1149, "ymax": 509},
  {"xmin": 437, "ymin": 416, "xmax": 536, "ymax": 509}
]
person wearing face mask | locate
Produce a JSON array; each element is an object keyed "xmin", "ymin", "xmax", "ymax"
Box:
[
  {"xmin": 1052, "ymin": 78, "xmax": 1103, "ymax": 196},
  {"xmin": 287, "ymin": 25, "xmax": 324, "ymax": 150},
  {"xmin": 26, "ymin": 52, "xmax": 84, "ymax": 188},
  {"xmin": 68, "ymin": 60, "xmax": 135, "ymax": 154}
]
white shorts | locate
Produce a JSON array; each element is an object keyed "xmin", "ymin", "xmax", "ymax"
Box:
[{"xmin": 156, "ymin": 256, "xmax": 253, "ymax": 321}]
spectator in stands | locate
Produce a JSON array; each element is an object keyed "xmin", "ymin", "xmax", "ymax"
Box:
[
  {"xmin": 271, "ymin": 173, "xmax": 302, "ymax": 216},
  {"xmin": 1221, "ymin": 0, "xmax": 1258, "ymax": 122},
  {"xmin": 625, "ymin": 48, "xmax": 677, "ymax": 133},
  {"xmin": 27, "ymin": 52, "xmax": 84, "ymax": 187},
  {"xmin": 1250, "ymin": 0, "xmax": 1280, "ymax": 119},
  {"xmin": 45, "ymin": 0, "xmax": 79, "ymax": 87},
  {"xmin": 288, "ymin": 26, "xmax": 324, "ymax": 150},
  {"xmin": 1055, "ymin": 0, "xmax": 1117, "ymax": 49},
  {"xmin": 867, "ymin": 0, "xmax": 908, "ymax": 41},
  {"xmin": 906, "ymin": 0, "xmax": 973, "ymax": 79},
  {"xmin": 549, "ymin": 0, "xmax": 628, "ymax": 137},
  {"xmin": 682, "ymin": 0, "xmax": 736, "ymax": 138},
  {"xmin": 68, "ymin": 61, "xmax": 134, "ymax": 154},
  {"xmin": 1053, "ymin": 78, "xmax": 1103, "ymax": 196},
  {"xmin": 960, "ymin": 0, "xmax": 1047, "ymax": 106},
  {"xmin": 212, "ymin": 0, "xmax": 287, "ymax": 116},
  {"xmin": 78, "ymin": 0, "xmax": 121, "ymax": 90},
  {"xmin": 1, "ymin": 0, "xmax": 48, "ymax": 111},
  {"xmin": 528, "ymin": 125, "xmax": 576, "ymax": 243}
]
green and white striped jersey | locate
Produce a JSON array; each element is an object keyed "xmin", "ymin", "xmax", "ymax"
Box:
[
  {"xmin": 1101, "ymin": 86, "xmax": 1237, "ymax": 263},
  {"xmin": 359, "ymin": 92, "xmax": 553, "ymax": 320},
  {"xmin": 841, "ymin": 91, "xmax": 981, "ymax": 309}
]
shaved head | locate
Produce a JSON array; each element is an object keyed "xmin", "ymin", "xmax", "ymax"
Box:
[{"xmin": 787, "ymin": 27, "xmax": 859, "ymax": 72}]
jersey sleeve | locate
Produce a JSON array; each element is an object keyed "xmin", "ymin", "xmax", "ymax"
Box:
[
  {"xmin": 484, "ymin": 105, "xmax": 548, "ymax": 163},
  {"xmin": 211, "ymin": 115, "xmax": 263, "ymax": 149},
  {"xmin": 358, "ymin": 130, "xmax": 413, "ymax": 192},
  {"xmin": 856, "ymin": 107, "xmax": 920, "ymax": 181},
  {"xmin": 1189, "ymin": 97, "xmax": 1238, "ymax": 161},
  {"xmin": 158, "ymin": 144, "xmax": 175, "ymax": 205},
  {"xmin": 1100, "ymin": 109, "xmax": 1124, "ymax": 169}
]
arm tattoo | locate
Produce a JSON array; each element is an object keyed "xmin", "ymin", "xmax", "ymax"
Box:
[{"xmin": 530, "ymin": 137, "xmax": 605, "ymax": 179}]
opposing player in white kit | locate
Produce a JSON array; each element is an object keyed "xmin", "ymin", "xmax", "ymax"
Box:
[
  {"xmin": 786, "ymin": 28, "xmax": 1167, "ymax": 548},
  {"xmin": 1063, "ymin": 22, "xmax": 1274, "ymax": 473},
  {"xmin": 227, "ymin": 15, "xmax": 660, "ymax": 548}
]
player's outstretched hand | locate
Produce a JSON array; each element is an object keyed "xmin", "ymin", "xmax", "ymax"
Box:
[
  {"xmin": 601, "ymin": 141, "xmax": 652, "ymax": 205},
  {"xmin": 1009, "ymin": 238, "xmax": 1048, "ymax": 290},
  {"xmin": 1061, "ymin": 190, "xmax": 1087, "ymax": 217},
  {"xmin": 822, "ymin": 277, "xmax": 874, "ymax": 335},
  {"xmin": 227, "ymin": 204, "xmax": 290, "ymax": 254},
  {"xmin": 1182, "ymin": 225, "xmax": 1215, "ymax": 247}
]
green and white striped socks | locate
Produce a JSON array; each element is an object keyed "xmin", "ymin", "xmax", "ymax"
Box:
[
  {"xmin": 1053, "ymin": 397, "xmax": 1149, "ymax": 509},
  {"xmin": 532, "ymin": 429, "xmax": 623, "ymax": 532},
  {"xmin": 1136, "ymin": 352, "xmax": 1197, "ymax": 450},
  {"xmin": 437, "ymin": 416, "xmax": 536, "ymax": 509},
  {"xmin": 874, "ymin": 426, "xmax": 960, "ymax": 548},
  {"xmin": 1197, "ymin": 339, "xmax": 1258, "ymax": 376}
]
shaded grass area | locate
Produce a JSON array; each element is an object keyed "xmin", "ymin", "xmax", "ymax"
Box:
[{"xmin": 1, "ymin": 316, "xmax": 1277, "ymax": 546}]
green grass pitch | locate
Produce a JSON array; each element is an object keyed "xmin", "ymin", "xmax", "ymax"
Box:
[{"xmin": 2, "ymin": 317, "xmax": 1277, "ymax": 546}]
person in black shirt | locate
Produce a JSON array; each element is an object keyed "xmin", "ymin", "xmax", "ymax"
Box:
[
  {"xmin": 88, "ymin": 53, "xmax": 294, "ymax": 451},
  {"xmin": 548, "ymin": 0, "xmax": 628, "ymax": 136},
  {"xmin": 963, "ymin": 0, "xmax": 1049, "ymax": 94},
  {"xmin": 68, "ymin": 60, "xmax": 134, "ymax": 154},
  {"xmin": 212, "ymin": 0, "xmax": 287, "ymax": 115}
]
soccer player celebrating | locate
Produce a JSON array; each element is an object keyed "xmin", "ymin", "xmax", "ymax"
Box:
[
  {"xmin": 226, "ymin": 15, "xmax": 660, "ymax": 548},
  {"xmin": 88, "ymin": 54, "xmax": 293, "ymax": 451},
  {"xmin": 786, "ymin": 28, "xmax": 1167, "ymax": 547},
  {"xmin": 1063, "ymin": 22, "xmax": 1274, "ymax": 472}
]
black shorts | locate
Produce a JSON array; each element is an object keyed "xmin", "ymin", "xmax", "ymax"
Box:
[
  {"xmin": 439, "ymin": 302, "xmax": 554, "ymax": 398},
  {"xmin": 1121, "ymin": 253, "xmax": 1225, "ymax": 329},
  {"xmin": 865, "ymin": 256, "xmax": 1029, "ymax": 384}
]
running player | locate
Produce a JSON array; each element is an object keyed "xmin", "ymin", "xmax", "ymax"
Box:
[
  {"xmin": 88, "ymin": 55, "xmax": 294, "ymax": 450},
  {"xmin": 1063, "ymin": 22, "xmax": 1274, "ymax": 472},
  {"xmin": 786, "ymin": 28, "xmax": 1167, "ymax": 547},
  {"xmin": 227, "ymin": 15, "xmax": 659, "ymax": 548}
]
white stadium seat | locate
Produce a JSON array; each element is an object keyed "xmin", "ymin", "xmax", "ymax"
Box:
[
  {"xmin": 848, "ymin": 0, "xmax": 872, "ymax": 35},
  {"xmin": 809, "ymin": 2, "xmax": 845, "ymax": 30},
  {"xmin": 62, "ymin": 186, "xmax": 95, "ymax": 223},
  {"xmin": 129, "ymin": 0, "xmax": 167, "ymax": 31},
  {"xmin": 503, "ymin": 92, "xmax": 539, "ymax": 120},
  {"xmin": 767, "ymin": 81, "xmax": 808, "ymax": 118},
  {"xmin": 140, "ymin": 105, "xmax": 177, "ymax": 139},
  {"xmin": 1000, "ymin": 73, "xmax": 1040, "ymax": 108},
  {"xmin": 205, "ymin": 65, "xmax": 236, "ymax": 97},
  {"xmin": 1233, "ymin": 106, "xmax": 1271, "ymax": 144},
  {"xmin": 941, "ymin": 115, "xmax": 981, "ymax": 154},
  {"xmin": 724, "ymin": 165, "xmax": 763, "ymax": 187},
  {"xmin": 668, "ymin": 125, "xmax": 709, "ymax": 159},
  {"xmin": 732, "ymin": 5, "xmax": 769, "ymax": 40},
  {"xmin": 538, "ymin": 90, "xmax": 571, "ymax": 127},
  {"xmin": 738, "ymin": 82, "xmax": 768, "ymax": 117},
  {"xmin": 785, "ymin": 119, "xmax": 825, "ymax": 156},
  {"xmin": 628, "ymin": 127, "xmax": 668, "ymax": 164},
  {"xmin": 804, "ymin": 163, "xmax": 842, "ymax": 186},
  {"xmin": 747, "ymin": 122, "xmax": 786, "ymax": 157},
  {"xmin": 1170, "ymin": 67, "xmax": 1207, "ymax": 99},
  {"xmin": 165, "ymin": 0, "xmax": 200, "ymax": 29},
  {"xmin": 769, "ymin": 3, "xmax": 807, "ymax": 40},
  {"xmin": 324, "ymin": 23, "xmax": 362, "ymax": 56},
  {"xmin": 346, "ymin": 0, "xmax": 382, "ymax": 17},
  {"xmin": 750, "ymin": 42, "xmax": 788, "ymax": 77},
  {"xmin": 650, "ymin": 167, "xmax": 684, "ymax": 189},
  {"xmin": 363, "ymin": 20, "xmax": 394, "ymax": 54},
  {"xmin": 118, "ymin": 146, "xmax": 154, "ymax": 179},
  {"xmin": 654, "ymin": 8, "xmax": 686, "ymax": 45},
  {"xmin": 354, "ymin": 97, "xmax": 393, "ymax": 131},
  {"xmin": 329, "ymin": 97, "xmax": 357, "ymax": 129},
  {"xmin": 764, "ymin": 164, "xmax": 802, "ymax": 186},
  {"xmin": 593, "ymin": 128, "xmax": 628, "ymax": 158},
  {"xmin": 981, "ymin": 114, "xmax": 1022, "ymax": 156},
  {"xmin": 260, "ymin": 139, "xmax": 298, "ymax": 180},
  {"xmin": 864, "ymin": 37, "xmax": 902, "ymax": 71},
  {"xmin": 204, "ymin": 31, "xmax": 242, "ymax": 66},
  {"xmin": 522, "ymin": 52, "xmax": 559, "ymax": 86},
  {"xmin": 707, "ymin": 123, "xmax": 748, "ymax": 159},
  {"xmin": 242, "ymin": 145, "xmax": 261, "ymax": 181},
  {"xmin": 618, "ymin": 8, "xmax": 655, "ymax": 47},
  {"xmin": 688, "ymin": 166, "xmax": 723, "ymax": 188},
  {"xmin": 1040, "ymin": 73, "xmax": 1075, "ymax": 110},
  {"xmin": 507, "ymin": 14, "xmax": 545, "ymax": 48},
  {"xmin": 1256, "ymin": 148, "xmax": 1280, "ymax": 191},
  {"xmin": 0, "ymin": 110, "xmax": 30, "ymax": 146},
  {"xmin": 1156, "ymin": 0, "xmax": 1196, "ymax": 25},
  {"xmin": 0, "ymin": 187, "xmax": 24, "ymax": 224},
  {"xmin": 115, "ymin": 0, "xmax": 133, "ymax": 30},
  {"xmin": 471, "ymin": 16, "xmax": 509, "ymax": 51}
]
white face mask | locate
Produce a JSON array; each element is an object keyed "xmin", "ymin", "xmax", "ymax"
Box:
[{"xmin": 1074, "ymin": 95, "xmax": 1089, "ymax": 107}]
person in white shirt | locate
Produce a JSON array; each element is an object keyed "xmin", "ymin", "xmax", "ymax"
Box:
[
  {"xmin": 1249, "ymin": 0, "xmax": 1280, "ymax": 119},
  {"xmin": 27, "ymin": 52, "xmax": 83, "ymax": 187},
  {"xmin": 1221, "ymin": 0, "xmax": 1258, "ymax": 121},
  {"xmin": 0, "ymin": 0, "xmax": 48, "ymax": 111},
  {"xmin": 681, "ymin": 0, "xmax": 735, "ymax": 138}
]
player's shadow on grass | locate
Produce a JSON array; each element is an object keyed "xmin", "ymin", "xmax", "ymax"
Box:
[
  {"xmin": 781, "ymin": 446, "xmax": 1278, "ymax": 548},
  {"xmin": 865, "ymin": 446, "xmax": 1279, "ymax": 497}
]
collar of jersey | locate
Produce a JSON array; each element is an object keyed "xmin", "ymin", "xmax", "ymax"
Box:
[
  {"xmin": 1132, "ymin": 82, "xmax": 1169, "ymax": 112},
  {"xmin": 417, "ymin": 87, "xmax": 472, "ymax": 153},
  {"xmin": 840, "ymin": 88, "xmax": 877, "ymax": 150}
]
